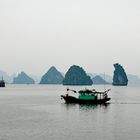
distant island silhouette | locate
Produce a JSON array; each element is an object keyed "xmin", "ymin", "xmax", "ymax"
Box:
[
  {"xmin": 113, "ymin": 63, "xmax": 128, "ymax": 86},
  {"xmin": 13, "ymin": 72, "xmax": 35, "ymax": 84},
  {"xmin": 63, "ymin": 65, "xmax": 93, "ymax": 85},
  {"xmin": 92, "ymin": 75, "xmax": 109, "ymax": 85},
  {"xmin": 40, "ymin": 66, "xmax": 64, "ymax": 84}
]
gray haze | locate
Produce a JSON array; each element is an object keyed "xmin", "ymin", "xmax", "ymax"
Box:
[{"xmin": 0, "ymin": 0, "xmax": 140, "ymax": 76}]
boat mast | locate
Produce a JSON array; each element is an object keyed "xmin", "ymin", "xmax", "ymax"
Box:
[{"xmin": 104, "ymin": 72, "xmax": 106, "ymax": 91}]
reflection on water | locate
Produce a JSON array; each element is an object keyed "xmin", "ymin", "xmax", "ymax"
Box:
[
  {"xmin": 61, "ymin": 102, "xmax": 110, "ymax": 112},
  {"xmin": 79, "ymin": 103, "xmax": 110, "ymax": 109},
  {"xmin": 79, "ymin": 104, "xmax": 97, "ymax": 110}
]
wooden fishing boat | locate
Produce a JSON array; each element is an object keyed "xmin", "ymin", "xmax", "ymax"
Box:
[
  {"xmin": 0, "ymin": 77, "xmax": 5, "ymax": 87},
  {"xmin": 61, "ymin": 88, "xmax": 111, "ymax": 104}
]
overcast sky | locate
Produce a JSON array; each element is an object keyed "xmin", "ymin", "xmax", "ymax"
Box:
[{"xmin": 0, "ymin": 0, "xmax": 140, "ymax": 76}]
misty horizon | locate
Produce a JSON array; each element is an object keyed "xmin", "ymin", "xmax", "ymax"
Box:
[{"xmin": 0, "ymin": 64, "xmax": 136, "ymax": 77}]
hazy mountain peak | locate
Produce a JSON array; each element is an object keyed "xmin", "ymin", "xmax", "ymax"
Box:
[
  {"xmin": 92, "ymin": 75, "xmax": 109, "ymax": 85},
  {"xmin": 13, "ymin": 72, "xmax": 35, "ymax": 84},
  {"xmin": 40, "ymin": 66, "xmax": 64, "ymax": 84}
]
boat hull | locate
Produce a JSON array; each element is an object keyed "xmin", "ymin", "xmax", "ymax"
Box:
[{"xmin": 61, "ymin": 95, "xmax": 111, "ymax": 104}]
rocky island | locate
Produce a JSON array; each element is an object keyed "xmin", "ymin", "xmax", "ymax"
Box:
[
  {"xmin": 113, "ymin": 63, "xmax": 128, "ymax": 86},
  {"xmin": 92, "ymin": 75, "xmax": 109, "ymax": 85},
  {"xmin": 40, "ymin": 66, "xmax": 64, "ymax": 84},
  {"xmin": 13, "ymin": 72, "xmax": 35, "ymax": 84},
  {"xmin": 63, "ymin": 65, "xmax": 93, "ymax": 85}
]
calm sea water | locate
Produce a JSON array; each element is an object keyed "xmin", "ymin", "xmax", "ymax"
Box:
[{"xmin": 0, "ymin": 84, "xmax": 140, "ymax": 140}]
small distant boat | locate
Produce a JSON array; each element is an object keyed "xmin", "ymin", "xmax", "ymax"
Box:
[
  {"xmin": 0, "ymin": 77, "xmax": 5, "ymax": 87},
  {"xmin": 61, "ymin": 88, "xmax": 111, "ymax": 104}
]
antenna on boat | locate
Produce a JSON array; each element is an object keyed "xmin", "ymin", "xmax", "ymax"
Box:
[
  {"xmin": 67, "ymin": 88, "xmax": 77, "ymax": 93},
  {"xmin": 104, "ymin": 72, "xmax": 105, "ymax": 91}
]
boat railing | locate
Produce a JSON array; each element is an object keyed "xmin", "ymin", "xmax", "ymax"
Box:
[{"xmin": 66, "ymin": 88, "xmax": 111, "ymax": 100}]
